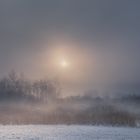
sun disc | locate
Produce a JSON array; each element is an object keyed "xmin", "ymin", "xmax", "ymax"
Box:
[{"xmin": 61, "ymin": 60, "xmax": 68, "ymax": 68}]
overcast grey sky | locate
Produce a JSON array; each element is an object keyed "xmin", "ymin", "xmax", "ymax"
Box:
[{"xmin": 0, "ymin": 0, "xmax": 140, "ymax": 95}]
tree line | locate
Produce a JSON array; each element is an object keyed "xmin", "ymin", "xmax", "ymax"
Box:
[{"xmin": 0, "ymin": 71, "xmax": 60, "ymax": 102}]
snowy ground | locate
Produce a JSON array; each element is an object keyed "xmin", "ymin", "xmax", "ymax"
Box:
[{"xmin": 0, "ymin": 125, "xmax": 139, "ymax": 140}]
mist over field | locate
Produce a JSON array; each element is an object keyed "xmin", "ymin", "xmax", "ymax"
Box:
[{"xmin": 0, "ymin": 72, "xmax": 139, "ymax": 127}]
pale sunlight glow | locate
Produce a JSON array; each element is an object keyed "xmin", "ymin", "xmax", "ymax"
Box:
[{"xmin": 60, "ymin": 60, "xmax": 69, "ymax": 68}]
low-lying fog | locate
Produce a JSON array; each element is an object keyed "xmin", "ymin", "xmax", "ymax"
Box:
[{"xmin": 0, "ymin": 72, "xmax": 139, "ymax": 127}]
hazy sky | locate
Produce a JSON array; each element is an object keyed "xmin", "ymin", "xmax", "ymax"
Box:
[{"xmin": 0, "ymin": 0, "xmax": 140, "ymax": 95}]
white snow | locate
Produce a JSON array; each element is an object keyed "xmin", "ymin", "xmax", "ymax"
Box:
[{"xmin": 0, "ymin": 125, "xmax": 139, "ymax": 140}]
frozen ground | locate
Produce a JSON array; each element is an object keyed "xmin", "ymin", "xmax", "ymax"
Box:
[{"xmin": 0, "ymin": 125, "xmax": 139, "ymax": 140}]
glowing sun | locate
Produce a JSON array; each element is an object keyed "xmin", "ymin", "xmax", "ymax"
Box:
[{"xmin": 60, "ymin": 60, "xmax": 69, "ymax": 68}]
